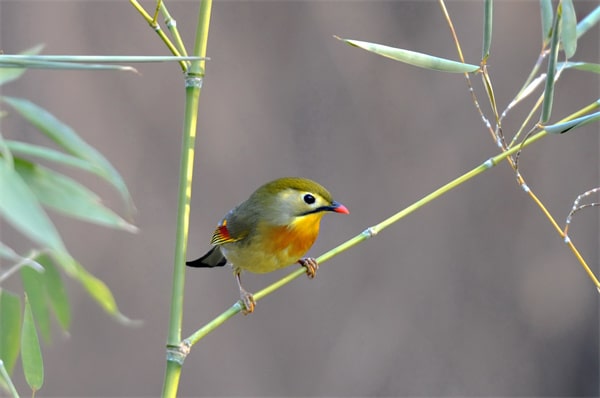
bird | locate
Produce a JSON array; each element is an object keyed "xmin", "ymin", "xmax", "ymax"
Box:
[{"xmin": 186, "ymin": 177, "xmax": 349, "ymax": 314}]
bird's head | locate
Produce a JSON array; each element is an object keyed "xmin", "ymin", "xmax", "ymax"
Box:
[{"xmin": 249, "ymin": 177, "xmax": 349, "ymax": 226}]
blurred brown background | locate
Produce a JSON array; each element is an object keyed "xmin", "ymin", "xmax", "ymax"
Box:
[{"xmin": 1, "ymin": 1, "xmax": 598, "ymax": 396}]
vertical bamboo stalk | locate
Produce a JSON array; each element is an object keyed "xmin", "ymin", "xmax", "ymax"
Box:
[{"xmin": 161, "ymin": 0, "xmax": 212, "ymax": 396}]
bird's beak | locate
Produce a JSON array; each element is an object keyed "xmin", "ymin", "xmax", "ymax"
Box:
[{"xmin": 330, "ymin": 201, "xmax": 350, "ymax": 214}]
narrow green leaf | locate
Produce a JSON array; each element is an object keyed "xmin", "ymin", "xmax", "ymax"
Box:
[
  {"xmin": 47, "ymin": 251, "xmax": 78, "ymax": 280},
  {"xmin": 20, "ymin": 266, "xmax": 51, "ymax": 343},
  {"xmin": 576, "ymin": 6, "xmax": 600, "ymax": 39},
  {"xmin": 481, "ymin": 67, "xmax": 499, "ymax": 122},
  {"xmin": 513, "ymin": 73, "xmax": 547, "ymax": 105},
  {"xmin": 13, "ymin": 158, "xmax": 138, "ymax": 232},
  {"xmin": 541, "ymin": 5, "xmax": 562, "ymax": 123},
  {"xmin": 335, "ymin": 37, "xmax": 480, "ymax": 73},
  {"xmin": 0, "ymin": 45, "xmax": 44, "ymax": 86},
  {"xmin": 36, "ymin": 255, "xmax": 71, "ymax": 331},
  {"xmin": 2, "ymin": 97, "xmax": 134, "ymax": 214},
  {"xmin": 482, "ymin": 0, "xmax": 493, "ymax": 61},
  {"xmin": 6, "ymin": 140, "xmax": 105, "ymax": 176},
  {"xmin": 21, "ymin": 295, "xmax": 44, "ymax": 392},
  {"xmin": 53, "ymin": 254, "xmax": 135, "ymax": 325},
  {"xmin": 0, "ymin": 60, "xmax": 137, "ymax": 72},
  {"xmin": 561, "ymin": 0, "xmax": 577, "ymax": 58},
  {"xmin": 0, "ymin": 54, "xmax": 206, "ymax": 63},
  {"xmin": 0, "ymin": 357, "xmax": 20, "ymax": 398},
  {"xmin": 540, "ymin": 0, "xmax": 554, "ymax": 43},
  {"xmin": 73, "ymin": 262, "xmax": 136, "ymax": 325},
  {"xmin": 0, "ymin": 242, "xmax": 21, "ymax": 262},
  {"xmin": 0, "ymin": 290, "xmax": 21, "ymax": 374},
  {"xmin": 0, "ymin": 132, "xmax": 14, "ymax": 166},
  {"xmin": 545, "ymin": 112, "xmax": 600, "ymax": 134},
  {"xmin": 0, "ymin": 55, "xmax": 207, "ymax": 73},
  {"xmin": 557, "ymin": 62, "xmax": 600, "ymax": 73},
  {"xmin": 78, "ymin": 268, "xmax": 117, "ymax": 314},
  {"xmin": 6, "ymin": 140, "xmax": 135, "ymax": 214},
  {"xmin": 0, "ymin": 158, "xmax": 66, "ymax": 253}
]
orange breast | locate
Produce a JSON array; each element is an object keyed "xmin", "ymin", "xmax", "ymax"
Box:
[
  {"xmin": 225, "ymin": 214, "xmax": 326, "ymax": 274},
  {"xmin": 262, "ymin": 214, "xmax": 323, "ymax": 261}
]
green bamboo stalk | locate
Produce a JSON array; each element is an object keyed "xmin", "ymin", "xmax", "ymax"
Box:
[
  {"xmin": 161, "ymin": 0, "xmax": 212, "ymax": 397},
  {"xmin": 129, "ymin": 0, "xmax": 187, "ymax": 72},
  {"xmin": 160, "ymin": 3, "xmax": 189, "ymax": 59}
]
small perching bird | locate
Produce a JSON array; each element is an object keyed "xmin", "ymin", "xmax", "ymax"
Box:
[{"xmin": 186, "ymin": 177, "xmax": 349, "ymax": 314}]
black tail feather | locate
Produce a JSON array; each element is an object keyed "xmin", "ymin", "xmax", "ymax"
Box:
[{"xmin": 186, "ymin": 246, "xmax": 227, "ymax": 268}]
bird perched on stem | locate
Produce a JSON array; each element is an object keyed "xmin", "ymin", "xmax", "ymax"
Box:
[{"xmin": 186, "ymin": 177, "xmax": 349, "ymax": 314}]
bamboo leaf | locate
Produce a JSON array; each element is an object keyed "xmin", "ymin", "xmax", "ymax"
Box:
[
  {"xmin": 52, "ymin": 254, "xmax": 136, "ymax": 325},
  {"xmin": 541, "ymin": 5, "xmax": 562, "ymax": 123},
  {"xmin": 545, "ymin": 112, "xmax": 600, "ymax": 134},
  {"xmin": 0, "ymin": 59, "xmax": 137, "ymax": 72},
  {"xmin": 78, "ymin": 268, "xmax": 118, "ymax": 315},
  {"xmin": 482, "ymin": 0, "xmax": 493, "ymax": 61},
  {"xmin": 0, "ymin": 54, "xmax": 205, "ymax": 64},
  {"xmin": 13, "ymin": 158, "xmax": 138, "ymax": 232},
  {"xmin": 0, "ymin": 242, "xmax": 22, "ymax": 262},
  {"xmin": 2, "ymin": 97, "xmax": 134, "ymax": 215},
  {"xmin": 0, "ymin": 132, "xmax": 13, "ymax": 165},
  {"xmin": 335, "ymin": 36, "xmax": 480, "ymax": 73},
  {"xmin": 513, "ymin": 73, "xmax": 546, "ymax": 104},
  {"xmin": 36, "ymin": 255, "xmax": 71, "ymax": 331},
  {"xmin": 576, "ymin": 6, "xmax": 600, "ymax": 39},
  {"xmin": 0, "ymin": 55, "xmax": 207, "ymax": 72},
  {"xmin": 558, "ymin": 62, "xmax": 600, "ymax": 73},
  {"xmin": 0, "ymin": 358, "xmax": 20, "ymax": 398},
  {"xmin": 0, "ymin": 290, "xmax": 21, "ymax": 374},
  {"xmin": 0, "ymin": 157, "xmax": 66, "ymax": 253},
  {"xmin": 561, "ymin": 0, "xmax": 577, "ymax": 58},
  {"xmin": 5, "ymin": 140, "xmax": 133, "ymax": 207},
  {"xmin": 21, "ymin": 295, "xmax": 44, "ymax": 392},
  {"xmin": 0, "ymin": 45, "xmax": 44, "ymax": 86},
  {"xmin": 481, "ymin": 66, "xmax": 499, "ymax": 123},
  {"xmin": 20, "ymin": 266, "xmax": 51, "ymax": 343},
  {"xmin": 6, "ymin": 140, "xmax": 105, "ymax": 176},
  {"xmin": 539, "ymin": 0, "xmax": 554, "ymax": 43},
  {"xmin": 73, "ymin": 262, "xmax": 136, "ymax": 325}
]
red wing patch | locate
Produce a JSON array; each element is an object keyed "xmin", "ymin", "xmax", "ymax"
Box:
[{"xmin": 210, "ymin": 219, "xmax": 245, "ymax": 245}]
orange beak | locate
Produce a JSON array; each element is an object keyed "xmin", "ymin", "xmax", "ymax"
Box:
[{"xmin": 331, "ymin": 201, "xmax": 350, "ymax": 215}]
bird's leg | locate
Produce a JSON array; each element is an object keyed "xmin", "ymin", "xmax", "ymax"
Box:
[
  {"xmin": 235, "ymin": 270, "xmax": 255, "ymax": 315},
  {"xmin": 298, "ymin": 257, "xmax": 319, "ymax": 279}
]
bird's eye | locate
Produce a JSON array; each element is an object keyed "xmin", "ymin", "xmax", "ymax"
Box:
[{"xmin": 303, "ymin": 194, "xmax": 316, "ymax": 205}]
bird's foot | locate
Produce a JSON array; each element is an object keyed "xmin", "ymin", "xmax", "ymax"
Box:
[
  {"xmin": 239, "ymin": 288, "xmax": 256, "ymax": 315},
  {"xmin": 298, "ymin": 257, "xmax": 319, "ymax": 279}
]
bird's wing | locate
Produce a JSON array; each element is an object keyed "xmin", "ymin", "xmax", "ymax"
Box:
[
  {"xmin": 210, "ymin": 209, "xmax": 250, "ymax": 245},
  {"xmin": 210, "ymin": 220, "xmax": 243, "ymax": 244}
]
